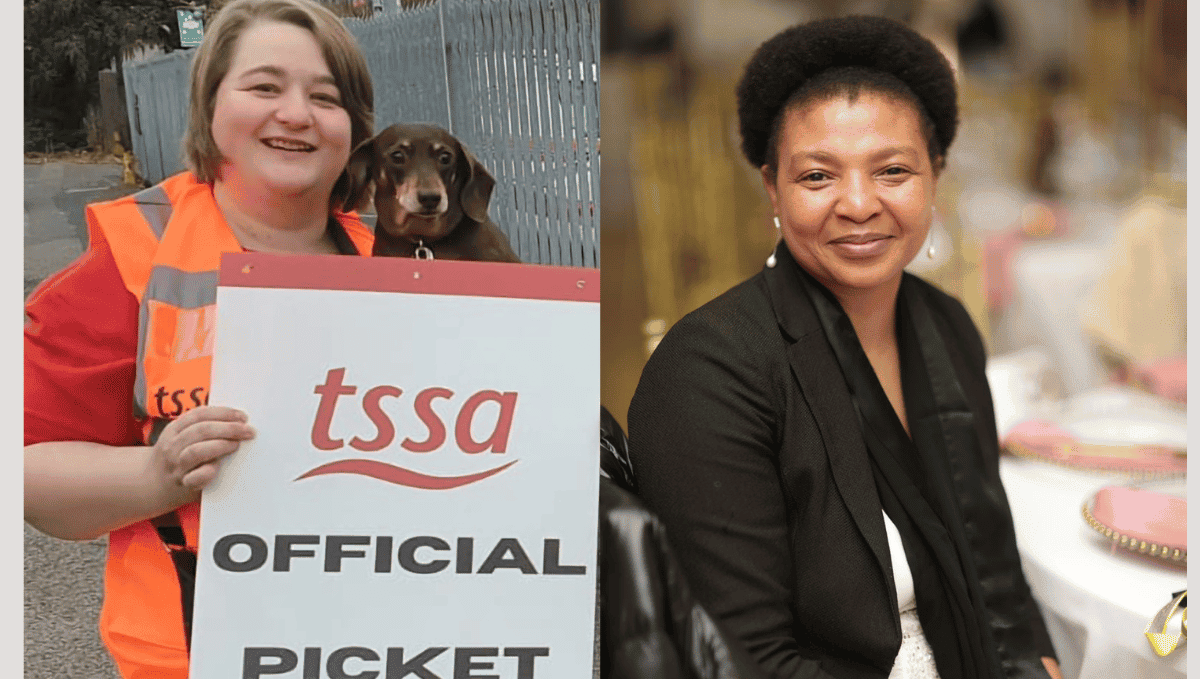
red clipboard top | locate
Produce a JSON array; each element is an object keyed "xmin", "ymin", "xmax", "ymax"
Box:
[{"xmin": 219, "ymin": 252, "xmax": 599, "ymax": 303}]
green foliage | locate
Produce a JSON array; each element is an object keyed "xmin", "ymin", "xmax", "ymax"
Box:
[{"xmin": 24, "ymin": 0, "xmax": 182, "ymax": 150}]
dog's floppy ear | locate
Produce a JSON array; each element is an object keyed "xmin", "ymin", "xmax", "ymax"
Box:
[
  {"xmin": 456, "ymin": 139, "xmax": 495, "ymax": 223},
  {"xmin": 340, "ymin": 136, "xmax": 377, "ymax": 212}
]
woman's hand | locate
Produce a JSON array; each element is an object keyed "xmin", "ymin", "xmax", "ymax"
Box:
[
  {"xmin": 1042, "ymin": 656, "xmax": 1063, "ymax": 679},
  {"xmin": 149, "ymin": 406, "xmax": 256, "ymax": 506},
  {"xmin": 25, "ymin": 407, "xmax": 255, "ymax": 541}
]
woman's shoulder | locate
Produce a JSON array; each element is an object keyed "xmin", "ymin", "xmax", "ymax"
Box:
[
  {"xmin": 630, "ymin": 273, "xmax": 785, "ymax": 444},
  {"xmin": 904, "ymin": 273, "xmax": 987, "ymax": 366},
  {"xmin": 661, "ymin": 274, "xmax": 781, "ymax": 357},
  {"xmin": 85, "ymin": 172, "xmax": 208, "ymax": 234},
  {"xmin": 640, "ymin": 273, "xmax": 790, "ymax": 401},
  {"xmin": 334, "ymin": 211, "xmax": 375, "ymax": 255},
  {"xmin": 25, "ymin": 237, "xmax": 141, "ymax": 446},
  {"xmin": 97, "ymin": 171, "xmax": 206, "ymax": 207}
]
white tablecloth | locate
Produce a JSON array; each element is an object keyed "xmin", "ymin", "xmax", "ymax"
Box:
[{"xmin": 1000, "ymin": 457, "xmax": 1186, "ymax": 679}]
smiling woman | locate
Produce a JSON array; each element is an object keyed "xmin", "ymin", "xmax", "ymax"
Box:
[
  {"xmin": 23, "ymin": 1, "xmax": 377, "ymax": 677},
  {"xmin": 627, "ymin": 15, "xmax": 1064, "ymax": 679}
]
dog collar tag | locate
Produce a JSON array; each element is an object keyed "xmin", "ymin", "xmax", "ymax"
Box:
[{"xmin": 414, "ymin": 239, "xmax": 434, "ymax": 260}]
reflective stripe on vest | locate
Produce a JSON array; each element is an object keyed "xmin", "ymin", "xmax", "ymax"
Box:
[
  {"xmin": 134, "ymin": 184, "xmax": 171, "ymax": 239},
  {"xmin": 86, "ymin": 171, "xmax": 374, "ymax": 433},
  {"xmin": 133, "ymin": 267, "xmax": 221, "ymax": 423}
]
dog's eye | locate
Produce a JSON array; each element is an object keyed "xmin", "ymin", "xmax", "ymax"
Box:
[
  {"xmin": 438, "ymin": 151, "xmax": 454, "ymax": 166},
  {"xmin": 390, "ymin": 150, "xmax": 407, "ymax": 163}
]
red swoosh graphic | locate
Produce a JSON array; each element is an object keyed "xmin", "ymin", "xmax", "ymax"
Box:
[{"xmin": 294, "ymin": 459, "xmax": 517, "ymax": 489}]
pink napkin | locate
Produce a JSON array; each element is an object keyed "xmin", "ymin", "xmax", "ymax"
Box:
[
  {"xmin": 1003, "ymin": 419, "xmax": 1186, "ymax": 474},
  {"xmin": 1091, "ymin": 486, "xmax": 1186, "ymax": 550}
]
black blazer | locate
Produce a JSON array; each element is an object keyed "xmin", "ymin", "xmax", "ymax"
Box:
[
  {"xmin": 627, "ymin": 247, "xmax": 1054, "ymax": 679},
  {"xmin": 599, "ymin": 407, "xmax": 769, "ymax": 679}
]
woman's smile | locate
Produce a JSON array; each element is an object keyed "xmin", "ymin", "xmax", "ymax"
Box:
[
  {"xmin": 828, "ymin": 232, "xmax": 895, "ymax": 258},
  {"xmin": 262, "ymin": 137, "xmax": 317, "ymax": 152}
]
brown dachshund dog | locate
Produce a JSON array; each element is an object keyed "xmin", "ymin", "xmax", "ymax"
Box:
[{"xmin": 342, "ymin": 124, "xmax": 521, "ymax": 262}]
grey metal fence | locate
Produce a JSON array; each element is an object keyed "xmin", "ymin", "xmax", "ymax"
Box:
[{"xmin": 122, "ymin": 0, "xmax": 599, "ymax": 267}]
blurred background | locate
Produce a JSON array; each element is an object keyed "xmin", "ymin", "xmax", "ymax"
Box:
[{"xmin": 599, "ymin": 0, "xmax": 1186, "ymax": 432}]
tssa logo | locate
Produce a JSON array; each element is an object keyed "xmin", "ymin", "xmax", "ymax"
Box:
[{"xmin": 299, "ymin": 368, "xmax": 518, "ymax": 489}]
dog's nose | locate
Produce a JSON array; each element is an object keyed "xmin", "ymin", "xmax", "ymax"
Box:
[{"xmin": 417, "ymin": 191, "xmax": 442, "ymax": 211}]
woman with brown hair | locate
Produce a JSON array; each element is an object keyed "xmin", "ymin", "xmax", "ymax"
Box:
[{"xmin": 25, "ymin": 1, "xmax": 374, "ymax": 675}]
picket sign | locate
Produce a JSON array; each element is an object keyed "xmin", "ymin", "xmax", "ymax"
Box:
[{"xmin": 190, "ymin": 253, "xmax": 600, "ymax": 679}]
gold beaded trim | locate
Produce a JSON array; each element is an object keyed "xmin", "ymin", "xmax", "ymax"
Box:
[
  {"xmin": 1005, "ymin": 441, "xmax": 1186, "ymax": 479},
  {"xmin": 1080, "ymin": 501, "xmax": 1187, "ymax": 564}
]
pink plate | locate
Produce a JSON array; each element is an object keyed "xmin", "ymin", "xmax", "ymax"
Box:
[
  {"xmin": 1003, "ymin": 419, "xmax": 1186, "ymax": 476},
  {"xmin": 1083, "ymin": 485, "xmax": 1186, "ymax": 564}
]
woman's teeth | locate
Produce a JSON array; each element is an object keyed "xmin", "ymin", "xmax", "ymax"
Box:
[{"xmin": 264, "ymin": 139, "xmax": 315, "ymax": 151}]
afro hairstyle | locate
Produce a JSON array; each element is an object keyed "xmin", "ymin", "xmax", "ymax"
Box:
[{"xmin": 736, "ymin": 15, "xmax": 958, "ymax": 170}]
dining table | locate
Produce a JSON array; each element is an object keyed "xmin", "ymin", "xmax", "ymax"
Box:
[{"xmin": 1000, "ymin": 457, "xmax": 1187, "ymax": 679}]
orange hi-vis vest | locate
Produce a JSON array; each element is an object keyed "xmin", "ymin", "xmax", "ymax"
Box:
[{"xmin": 84, "ymin": 171, "xmax": 373, "ymax": 679}]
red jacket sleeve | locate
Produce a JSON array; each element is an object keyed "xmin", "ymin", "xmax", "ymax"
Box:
[{"xmin": 25, "ymin": 237, "xmax": 143, "ymax": 447}]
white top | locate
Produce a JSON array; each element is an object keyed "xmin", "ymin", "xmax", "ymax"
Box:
[
  {"xmin": 883, "ymin": 510, "xmax": 916, "ymax": 613},
  {"xmin": 884, "ymin": 510, "xmax": 940, "ymax": 678}
]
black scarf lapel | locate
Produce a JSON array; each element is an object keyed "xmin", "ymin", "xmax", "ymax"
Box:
[
  {"xmin": 797, "ymin": 268, "xmax": 1002, "ymax": 679},
  {"xmin": 899, "ymin": 280, "xmax": 1004, "ymax": 678}
]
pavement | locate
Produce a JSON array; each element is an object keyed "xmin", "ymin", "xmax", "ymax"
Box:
[
  {"xmin": 24, "ymin": 161, "xmax": 137, "ymax": 298},
  {"xmin": 24, "ymin": 159, "xmax": 133, "ymax": 679}
]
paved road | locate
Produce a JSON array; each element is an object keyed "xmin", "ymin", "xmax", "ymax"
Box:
[
  {"xmin": 24, "ymin": 160, "xmax": 133, "ymax": 679},
  {"xmin": 24, "ymin": 162, "xmax": 138, "ymax": 297}
]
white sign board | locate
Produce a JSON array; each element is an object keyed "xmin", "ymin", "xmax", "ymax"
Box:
[{"xmin": 190, "ymin": 253, "xmax": 600, "ymax": 679}]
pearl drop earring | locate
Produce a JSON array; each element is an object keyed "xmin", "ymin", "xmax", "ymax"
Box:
[
  {"xmin": 927, "ymin": 208, "xmax": 939, "ymax": 259},
  {"xmin": 766, "ymin": 216, "xmax": 781, "ymax": 268}
]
